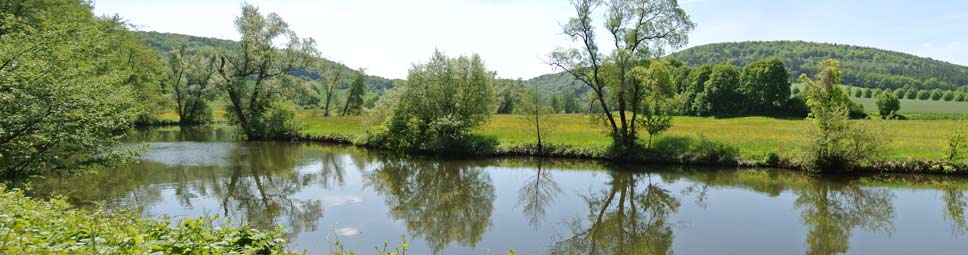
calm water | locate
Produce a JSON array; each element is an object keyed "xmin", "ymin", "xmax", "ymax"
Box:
[{"xmin": 27, "ymin": 126, "xmax": 968, "ymax": 254}]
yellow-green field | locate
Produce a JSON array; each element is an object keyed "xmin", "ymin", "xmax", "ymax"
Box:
[{"xmin": 297, "ymin": 111, "xmax": 960, "ymax": 161}]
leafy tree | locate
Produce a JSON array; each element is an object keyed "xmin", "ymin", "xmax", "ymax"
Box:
[
  {"xmin": 931, "ymin": 89, "xmax": 944, "ymax": 101},
  {"xmin": 799, "ymin": 60, "xmax": 884, "ymax": 172},
  {"xmin": 520, "ymin": 80, "xmax": 553, "ymax": 153},
  {"xmin": 792, "ymin": 87, "xmax": 801, "ymax": 95},
  {"xmin": 917, "ymin": 90, "xmax": 930, "ymax": 100},
  {"xmin": 342, "ymin": 68, "xmax": 367, "ymax": 115},
  {"xmin": 740, "ymin": 57, "xmax": 790, "ymax": 113},
  {"xmin": 550, "ymin": 0, "xmax": 694, "ymax": 153},
  {"xmin": 904, "ymin": 89, "xmax": 917, "ymax": 100},
  {"xmin": 680, "ymin": 64, "xmax": 714, "ymax": 115},
  {"xmin": 874, "ymin": 92, "xmax": 900, "ymax": 119},
  {"xmin": 0, "ymin": 0, "xmax": 142, "ymax": 178},
  {"xmin": 377, "ymin": 51, "xmax": 496, "ymax": 152},
  {"xmin": 704, "ymin": 63, "xmax": 742, "ymax": 115},
  {"xmin": 958, "ymin": 93, "xmax": 967, "ymax": 102},
  {"xmin": 560, "ymin": 91, "xmax": 581, "ymax": 113},
  {"xmin": 215, "ymin": 4, "xmax": 317, "ymax": 140},
  {"xmin": 167, "ymin": 45, "xmax": 217, "ymax": 125},
  {"xmin": 863, "ymin": 88, "xmax": 873, "ymax": 98},
  {"xmin": 944, "ymin": 91, "xmax": 956, "ymax": 101},
  {"xmin": 495, "ymin": 79, "xmax": 522, "ymax": 114},
  {"xmin": 549, "ymin": 95, "xmax": 562, "ymax": 113},
  {"xmin": 321, "ymin": 62, "xmax": 344, "ymax": 117},
  {"xmin": 633, "ymin": 61, "xmax": 677, "ymax": 148}
]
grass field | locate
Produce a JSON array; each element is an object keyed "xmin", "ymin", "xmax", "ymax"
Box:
[
  {"xmin": 297, "ymin": 111, "xmax": 961, "ymax": 161},
  {"xmin": 793, "ymin": 83, "xmax": 968, "ymax": 115}
]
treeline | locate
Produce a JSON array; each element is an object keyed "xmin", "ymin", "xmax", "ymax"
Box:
[
  {"xmin": 846, "ymin": 86, "xmax": 968, "ymax": 102},
  {"xmin": 670, "ymin": 41, "xmax": 968, "ymax": 90}
]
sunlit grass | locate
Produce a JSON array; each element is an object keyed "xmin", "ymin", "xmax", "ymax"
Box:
[{"xmin": 294, "ymin": 112, "xmax": 957, "ymax": 161}]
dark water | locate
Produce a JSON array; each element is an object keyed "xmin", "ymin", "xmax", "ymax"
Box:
[{"xmin": 27, "ymin": 126, "xmax": 968, "ymax": 255}]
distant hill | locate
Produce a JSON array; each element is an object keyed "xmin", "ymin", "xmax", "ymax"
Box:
[
  {"xmin": 135, "ymin": 31, "xmax": 400, "ymax": 93},
  {"xmin": 528, "ymin": 41, "xmax": 968, "ymax": 94},
  {"xmin": 669, "ymin": 41, "xmax": 968, "ymax": 90}
]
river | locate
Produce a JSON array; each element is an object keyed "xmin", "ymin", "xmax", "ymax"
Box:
[{"xmin": 27, "ymin": 126, "xmax": 968, "ymax": 254}]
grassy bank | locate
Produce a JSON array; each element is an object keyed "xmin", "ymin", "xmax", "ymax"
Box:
[{"xmin": 298, "ymin": 111, "xmax": 959, "ymax": 161}]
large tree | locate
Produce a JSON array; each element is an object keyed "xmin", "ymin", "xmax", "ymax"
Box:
[
  {"xmin": 551, "ymin": 0, "xmax": 694, "ymax": 152},
  {"xmin": 0, "ymin": 0, "xmax": 142, "ymax": 178},
  {"xmin": 216, "ymin": 4, "xmax": 316, "ymax": 140},
  {"xmin": 321, "ymin": 62, "xmax": 343, "ymax": 117},
  {"xmin": 167, "ymin": 45, "xmax": 218, "ymax": 125},
  {"xmin": 740, "ymin": 57, "xmax": 791, "ymax": 114}
]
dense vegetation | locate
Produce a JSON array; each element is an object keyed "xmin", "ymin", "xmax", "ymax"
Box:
[
  {"xmin": 0, "ymin": 186, "xmax": 295, "ymax": 254},
  {"xmin": 670, "ymin": 41, "xmax": 968, "ymax": 90}
]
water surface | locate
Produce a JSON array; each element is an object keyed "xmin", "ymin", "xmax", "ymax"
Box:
[{"xmin": 29, "ymin": 126, "xmax": 968, "ymax": 254}]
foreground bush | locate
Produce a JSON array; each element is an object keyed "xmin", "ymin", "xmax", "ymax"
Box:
[{"xmin": 0, "ymin": 186, "xmax": 295, "ymax": 254}]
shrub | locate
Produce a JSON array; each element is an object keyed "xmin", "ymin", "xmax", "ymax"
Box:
[
  {"xmin": 372, "ymin": 51, "xmax": 496, "ymax": 154},
  {"xmin": 917, "ymin": 90, "xmax": 931, "ymax": 100},
  {"xmin": 0, "ymin": 186, "xmax": 295, "ymax": 254},
  {"xmin": 799, "ymin": 60, "xmax": 886, "ymax": 173},
  {"xmin": 943, "ymin": 91, "xmax": 956, "ymax": 101},
  {"xmin": 875, "ymin": 92, "xmax": 901, "ymax": 119}
]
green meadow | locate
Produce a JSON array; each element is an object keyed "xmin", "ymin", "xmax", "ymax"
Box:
[{"xmin": 297, "ymin": 111, "xmax": 959, "ymax": 161}]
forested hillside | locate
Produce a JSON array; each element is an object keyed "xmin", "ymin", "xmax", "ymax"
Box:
[
  {"xmin": 669, "ymin": 41, "xmax": 968, "ymax": 90},
  {"xmin": 137, "ymin": 31, "xmax": 400, "ymax": 93}
]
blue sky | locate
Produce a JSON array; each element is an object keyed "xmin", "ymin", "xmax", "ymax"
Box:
[{"xmin": 94, "ymin": 0, "xmax": 968, "ymax": 80}]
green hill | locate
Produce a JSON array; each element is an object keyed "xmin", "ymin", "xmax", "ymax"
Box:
[
  {"xmin": 669, "ymin": 41, "xmax": 968, "ymax": 90},
  {"xmin": 135, "ymin": 31, "xmax": 400, "ymax": 93}
]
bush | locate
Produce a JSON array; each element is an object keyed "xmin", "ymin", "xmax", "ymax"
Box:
[
  {"xmin": 372, "ymin": 51, "xmax": 496, "ymax": 154},
  {"xmin": 943, "ymin": 91, "xmax": 956, "ymax": 101},
  {"xmin": 229, "ymin": 100, "xmax": 300, "ymax": 140},
  {"xmin": 799, "ymin": 60, "xmax": 886, "ymax": 173},
  {"xmin": 917, "ymin": 90, "xmax": 931, "ymax": 100},
  {"xmin": 0, "ymin": 186, "xmax": 295, "ymax": 254},
  {"xmin": 875, "ymin": 92, "xmax": 901, "ymax": 119}
]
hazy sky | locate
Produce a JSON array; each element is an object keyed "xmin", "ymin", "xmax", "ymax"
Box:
[{"xmin": 94, "ymin": 0, "xmax": 968, "ymax": 80}]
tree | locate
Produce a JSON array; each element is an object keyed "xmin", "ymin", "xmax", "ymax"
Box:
[
  {"xmin": 852, "ymin": 87, "xmax": 863, "ymax": 97},
  {"xmin": 520, "ymin": 80, "xmax": 553, "ymax": 153},
  {"xmin": 944, "ymin": 91, "xmax": 956, "ymax": 101},
  {"xmin": 321, "ymin": 62, "xmax": 344, "ymax": 117},
  {"xmin": 931, "ymin": 89, "xmax": 944, "ymax": 100},
  {"xmin": 633, "ymin": 61, "xmax": 677, "ymax": 148},
  {"xmin": 874, "ymin": 92, "xmax": 900, "ymax": 119},
  {"xmin": 704, "ymin": 63, "xmax": 742, "ymax": 115},
  {"xmin": 740, "ymin": 57, "xmax": 791, "ymax": 114},
  {"xmin": 917, "ymin": 90, "xmax": 930, "ymax": 100},
  {"xmin": 863, "ymin": 88, "xmax": 873, "ymax": 98},
  {"xmin": 549, "ymin": 95, "xmax": 563, "ymax": 113},
  {"xmin": 215, "ymin": 4, "xmax": 316, "ymax": 140},
  {"xmin": 550, "ymin": 0, "xmax": 694, "ymax": 152},
  {"xmin": 0, "ymin": 0, "xmax": 141, "ymax": 178},
  {"xmin": 495, "ymin": 79, "xmax": 522, "ymax": 114},
  {"xmin": 378, "ymin": 51, "xmax": 496, "ymax": 152},
  {"xmin": 342, "ymin": 69, "xmax": 367, "ymax": 115},
  {"xmin": 560, "ymin": 91, "xmax": 581, "ymax": 113},
  {"xmin": 904, "ymin": 89, "xmax": 916, "ymax": 99},
  {"xmin": 167, "ymin": 45, "xmax": 217, "ymax": 125},
  {"xmin": 799, "ymin": 60, "xmax": 884, "ymax": 172}
]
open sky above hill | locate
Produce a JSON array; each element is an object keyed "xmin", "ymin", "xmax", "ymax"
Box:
[{"xmin": 94, "ymin": 0, "xmax": 968, "ymax": 80}]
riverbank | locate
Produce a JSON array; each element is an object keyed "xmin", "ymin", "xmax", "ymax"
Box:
[{"xmin": 295, "ymin": 111, "xmax": 968, "ymax": 175}]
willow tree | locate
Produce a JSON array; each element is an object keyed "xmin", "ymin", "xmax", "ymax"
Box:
[
  {"xmin": 168, "ymin": 45, "xmax": 218, "ymax": 125},
  {"xmin": 551, "ymin": 0, "xmax": 694, "ymax": 153},
  {"xmin": 216, "ymin": 4, "xmax": 317, "ymax": 140}
]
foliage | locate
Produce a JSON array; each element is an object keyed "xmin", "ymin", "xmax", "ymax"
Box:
[
  {"xmin": 670, "ymin": 41, "xmax": 968, "ymax": 90},
  {"xmin": 946, "ymin": 120, "xmax": 968, "ymax": 161},
  {"xmin": 550, "ymin": 0, "xmax": 694, "ymax": 152},
  {"xmin": 342, "ymin": 68, "xmax": 367, "ymax": 115},
  {"xmin": 799, "ymin": 60, "xmax": 885, "ymax": 172},
  {"xmin": 0, "ymin": 186, "xmax": 296, "ymax": 254},
  {"xmin": 519, "ymin": 79, "xmax": 553, "ymax": 153},
  {"xmin": 215, "ymin": 4, "xmax": 316, "ymax": 140},
  {"xmin": 0, "ymin": 0, "xmax": 143, "ymax": 178},
  {"xmin": 740, "ymin": 57, "xmax": 792, "ymax": 114},
  {"xmin": 167, "ymin": 45, "xmax": 217, "ymax": 125},
  {"xmin": 374, "ymin": 51, "xmax": 496, "ymax": 153},
  {"xmin": 874, "ymin": 92, "xmax": 901, "ymax": 119},
  {"xmin": 703, "ymin": 63, "xmax": 743, "ymax": 115},
  {"xmin": 495, "ymin": 79, "xmax": 522, "ymax": 114},
  {"xmin": 632, "ymin": 61, "xmax": 677, "ymax": 148}
]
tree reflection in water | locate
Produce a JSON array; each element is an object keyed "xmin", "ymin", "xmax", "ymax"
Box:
[
  {"xmin": 517, "ymin": 160, "xmax": 561, "ymax": 228},
  {"xmin": 943, "ymin": 189, "xmax": 968, "ymax": 234},
  {"xmin": 552, "ymin": 171, "xmax": 679, "ymax": 255},
  {"xmin": 794, "ymin": 181, "xmax": 895, "ymax": 255},
  {"xmin": 365, "ymin": 157, "xmax": 496, "ymax": 254}
]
